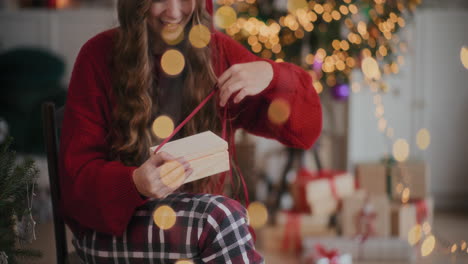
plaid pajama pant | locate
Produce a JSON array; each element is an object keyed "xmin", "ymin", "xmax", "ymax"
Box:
[{"xmin": 72, "ymin": 193, "xmax": 265, "ymax": 264}]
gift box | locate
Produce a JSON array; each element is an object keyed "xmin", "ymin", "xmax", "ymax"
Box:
[
  {"xmin": 150, "ymin": 131, "xmax": 230, "ymax": 183},
  {"xmin": 302, "ymin": 237, "xmax": 415, "ymax": 262},
  {"xmin": 259, "ymin": 212, "xmax": 336, "ymax": 254},
  {"xmin": 293, "ymin": 169, "xmax": 355, "ymax": 215},
  {"xmin": 391, "ymin": 162, "xmax": 430, "ymax": 200},
  {"xmin": 340, "ymin": 190, "xmax": 391, "ymax": 237},
  {"xmin": 391, "ymin": 197, "xmax": 434, "ymax": 239},
  {"xmin": 355, "ymin": 163, "xmax": 387, "ymax": 196}
]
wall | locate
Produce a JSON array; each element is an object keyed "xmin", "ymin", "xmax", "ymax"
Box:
[{"xmin": 348, "ymin": 7, "xmax": 468, "ymax": 210}]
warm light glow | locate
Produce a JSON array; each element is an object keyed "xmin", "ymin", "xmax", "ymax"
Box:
[
  {"xmin": 362, "ymin": 57, "xmax": 381, "ymax": 80},
  {"xmin": 357, "ymin": 21, "xmax": 367, "ymax": 35},
  {"xmin": 268, "ymin": 99, "xmax": 291, "ymax": 125},
  {"xmin": 161, "ymin": 23, "xmax": 184, "ymax": 45},
  {"xmin": 153, "ymin": 205, "xmax": 177, "ymax": 230},
  {"xmin": 461, "ymin": 46, "xmax": 468, "ymax": 69},
  {"xmin": 175, "ymin": 260, "xmax": 194, "ymax": 264},
  {"xmin": 152, "ymin": 115, "xmax": 175, "ymax": 139},
  {"xmin": 417, "ymin": 128, "xmax": 431, "ymax": 150},
  {"xmin": 375, "ymin": 104, "xmax": 384, "ymax": 118},
  {"xmin": 314, "ymin": 4, "xmax": 324, "ymax": 14},
  {"xmin": 305, "ymin": 54, "xmax": 315, "ymax": 65},
  {"xmin": 189, "ymin": 24, "xmax": 211, "ymax": 48},
  {"xmin": 393, "ymin": 138, "xmax": 410, "ymax": 162},
  {"xmin": 451, "ymin": 244, "xmax": 458, "ymax": 253},
  {"xmin": 288, "ymin": 0, "xmax": 308, "ymax": 13},
  {"xmin": 421, "ymin": 235, "xmax": 436, "ymax": 257},
  {"xmin": 161, "ymin": 49, "xmax": 185, "ymax": 76},
  {"xmin": 215, "ymin": 6, "xmax": 237, "ymax": 29},
  {"xmin": 351, "ymin": 82, "xmax": 361, "ymax": 93},
  {"xmin": 339, "ymin": 5, "xmax": 349, "ymax": 15},
  {"xmin": 314, "ymin": 81, "xmax": 323, "ymax": 94},
  {"xmin": 247, "ymin": 202, "xmax": 268, "ymax": 229},
  {"xmin": 461, "ymin": 240, "xmax": 467, "ymax": 250},
  {"xmin": 401, "ymin": 187, "xmax": 410, "ymax": 203},
  {"xmin": 396, "ymin": 183, "xmax": 403, "ymax": 194},
  {"xmin": 408, "ymin": 225, "xmax": 422, "ymax": 246},
  {"xmin": 348, "ymin": 4, "xmax": 358, "ymax": 14},
  {"xmin": 160, "ymin": 160, "xmax": 186, "ymax": 188},
  {"xmin": 422, "ymin": 221, "xmax": 432, "ymax": 235}
]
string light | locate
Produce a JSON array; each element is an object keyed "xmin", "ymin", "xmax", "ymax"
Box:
[
  {"xmin": 152, "ymin": 115, "xmax": 175, "ymax": 139},
  {"xmin": 461, "ymin": 46, "xmax": 468, "ymax": 69},
  {"xmin": 161, "ymin": 49, "xmax": 185, "ymax": 76},
  {"xmin": 153, "ymin": 205, "xmax": 177, "ymax": 230},
  {"xmin": 247, "ymin": 202, "xmax": 268, "ymax": 228},
  {"xmin": 421, "ymin": 235, "xmax": 436, "ymax": 257},
  {"xmin": 189, "ymin": 24, "xmax": 211, "ymax": 48},
  {"xmin": 393, "ymin": 139, "xmax": 409, "ymax": 162},
  {"xmin": 268, "ymin": 99, "xmax": 291, "ymax": 125},
  {"xmin": 417, "ymin": 128, "xmax": 431, "ymax": 150}
]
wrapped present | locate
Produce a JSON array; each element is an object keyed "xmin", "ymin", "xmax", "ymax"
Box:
[
  {"xmin": 303, "ymin": 237, "xmax": 415, "ymax": 262},
  {"xmin": 391, "ymin": 197, "xmax": 434, "ymax": 239},
  {"xmin": 303, "ymin": 244, "xmax": 352, "ymax": 264},
  {"xmin": 340, "ymin": 190, "xmax": 391, "ymax": 237},
  {"xmin": 292, "ymin": 169, "xmax": 355, "ymax": 214},
  {"xmin": 355, "ymin": 163, "xmax": 387, "ymax": 196},
  {"xmin": 150, "ymin": 131, "xmax": 229, "ymax": 184},
  {"xmin": 391, "ymin": 162, "xmax": 430, "ymax": 200},
  {"xmin": 259, "ymin": 212, "xmax": 336, "ymax": 254}
]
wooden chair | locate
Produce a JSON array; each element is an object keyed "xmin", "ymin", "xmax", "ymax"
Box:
[{"xmin": 41, "ymin": 102, "xmax": 80, "ymax": 264}]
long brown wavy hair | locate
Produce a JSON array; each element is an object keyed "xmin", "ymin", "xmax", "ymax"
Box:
[{"xmin": 108, "ymin": 0, "xmax": 224, "ymax": 193}]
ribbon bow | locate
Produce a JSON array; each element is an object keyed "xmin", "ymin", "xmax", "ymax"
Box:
[{"xmin": 315, "ymin": 244, "xmax": 340, "ymax": 264}]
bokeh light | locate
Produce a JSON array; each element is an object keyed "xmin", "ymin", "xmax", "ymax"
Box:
[
  {"xmin": 401, "ymin": 187, "xmax": 410, "ymax": 203},
  {"xmin": 160, "ymin": 160, "xmax": 186, "ymax": 189},
  {"xmin": 189, "ymin": 24, "xmax": 211, "ymax": 48},
  {"xmin": 422, "ymin": 221, "xmax": 432, "ymax": 235},
  {"xmin": 268, "ymin": 98, "xmax": 291, "ymax": 125},
  {"xmin": 408, "ymin": 224, "xmax": 422, "ymax": 246},
  {"xmin": 161, "ymin": 49, "xmax": 185, "ymax": 76},
  {"xmin": 288, "ymin": 0, "xmax": 308, "ymax": 13},
  {"xmin": 461, "ymin": 240, "xmax": 467, "ymax": 250},
  {"xmin": 215, "ymin": 6, "xmax": 237, "ymax": 29},
  {"xmin": 421, "ymin": 235, "xmax": 436, "ymax": 257},
  {"xmin": 161, "ymin": 23, "xmax": 184, "ymax": 45},
  {"xmin": 461, "ymin": 46, "xmax": 468, "ymax": 69},
  {"xmin": 152, "ymin": 115, "xmax": 175, "ymax": 139},
  {"xmin": 393, "ymin": 138, "xmax": 409, "ymax": 162},
  {"xmin": 451, "ymin": 243, "xmax": 458, "ymax": 253},
  {"xmin": 361, "ymin": 57, "xmax": 381, "ymax": 80},
  {"xmin": 153, "ymin": 205, "xmax": 177, "ymax": 230},
  {"xmin": 247, "ymin": 202, "xmax": 268, "ymax": 229},
  {"xmin": 175, "ymin": 260, "xmax": 194, "ymax": 264},
  {"xmin": 417, "ymin": 128, "xmax": 431, "ymax": 150}
]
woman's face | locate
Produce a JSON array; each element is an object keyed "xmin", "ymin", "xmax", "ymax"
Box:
[{"xmin": 148, "ymin": 0, "xmax": 196, "ymax": 33}]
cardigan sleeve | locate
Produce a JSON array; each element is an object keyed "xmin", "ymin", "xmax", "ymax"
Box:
[
  {"xmin": 215, "ymin": 32, "xmax": 322, "ymax": 149},
  {"xmin": 59, "ymin": 39, "xmax": 146, "ymax": 236}
]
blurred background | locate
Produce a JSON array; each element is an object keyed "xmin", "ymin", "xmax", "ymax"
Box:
[{"xmin": 0, "ymin": 0, "xmax": 467, "ymax": 263}]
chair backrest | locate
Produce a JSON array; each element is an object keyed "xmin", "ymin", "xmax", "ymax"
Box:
[{"xmin": 41, "ymin": 102, "xmax": 68, "ymax": 264}]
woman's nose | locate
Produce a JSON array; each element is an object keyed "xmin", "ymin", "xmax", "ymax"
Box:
[{"xmin": 165, "ymin": 0, "xmax": 182, "ymax": 20}]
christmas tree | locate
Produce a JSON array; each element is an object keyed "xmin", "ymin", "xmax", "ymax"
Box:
[
  {"xmin": 215, "ymin": 0, "xmax": 421, "ymax": 98},
  {"xmin": 0, "ymin": 137, "xmax": 41, "ymax": 264}
]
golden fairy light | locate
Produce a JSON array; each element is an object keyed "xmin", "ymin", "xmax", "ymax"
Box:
[
  {"xmin": 247, "ymin": 202, "xmax": 268, "ymax": 229},
  {"xmin": 175, "ymin": 260, "xmax": 193, "ymax": 264},
  {"xmin": 288, "ymin": 0, "xmax": 307, "ymax": 14},
  {"xmin": 401, "ymin": 187, "xmax": 410, "ymax": 203},
  {"xmin": 396, "ymin": 183, "xmax": 404, "ymax": 194},
  {"xmin": 408, "ymin": 224, "xmax": 422, "ymax": 246},
  {"xmin": 351, "ymin": 82, "xmax": 361, "ymax": 93},
  {"xmin": 314, "ymin": 4, "xmax": 324, "ymax": 14},
  {"xmin": 305, "ymin": 54, "xmax": 315, "ymax": 64},
  {"xmin": 422, "ymin": 221, "xmax": 432, "ymax": 235},
  {"xmin": 393, "ymin": 138, "xmax": 410, "ymax": 162},
  {"xmin": 161, "ymin": 49, "xmax": 185, "ymax": 76},
  {"xmin": 362, "ymin": 57, "xmax": 381, "ymax": 80},
  {"xmin": 339, "ymin": 5, "xmax": 349, "ymax": 15},
  {"xmin": 215, "ymin": 6, "xmax": 237, "ymax": 29},
  {"xmin": 152, "ymin": 115, "xmax": 175, "ymax": 139},
  {"xmin": 189, "ymin": 24, "xmax": 211, "ymax": 48},
  {"xmin": 451, "ymin": 244, "xmax": 458, "ymax": 253},
  {"xmin": 460, "ymin": 46, "xmax": 468, "ymax": 69},
  {"xmin": 417, "ymin": 128, "xmax": 431, "ymax": 150},
  {"xmin": 268, "ymin": 99, "xmax": 291, "ymax": 125},
  {"xmin": 161, "ymin": 23, "xmax": 184, "ymax": 45},
  {"xmin": 378, "ymin": 118, "xmax": 387, "ymax": 132},
  {"xmin": 375, "ymin": 104, "xmax": 384, "ymax": 118},
  {"xmin": 153, "ymin": 205, "xmax": 177, "ymax": 230},
  {"xmin": 461, "ymin": 240, "xmax": 467, "ymax": 250},
  {"xmin": 160, "ymin": 160, "xmax": 186, "ymax": 189},
  {"xmin": 421, "ymin": 235, "xmax": 436, "ymax": 257},
  {"xmin": 314, "ymin": 80, "xmax": 323, "ymax": 94}
]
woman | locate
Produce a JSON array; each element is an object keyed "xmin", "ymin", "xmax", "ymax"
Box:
[{"xmin": 59, "ymin": 0, "xmax": 322, "ymax": 262}]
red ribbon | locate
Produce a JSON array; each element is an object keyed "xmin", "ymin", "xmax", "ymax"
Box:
[
  {"xmin": 315, "ymin": 244, "xmax": 340, "ymax": 264},
  {"xmin": 281, "ymin": 212, "xmax": 302, "ymax": 253},
  {"xmin": 415, "ymin": 199, "xmax": 428, "ymax": 224}
]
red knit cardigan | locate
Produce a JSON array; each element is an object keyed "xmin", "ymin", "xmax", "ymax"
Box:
[{"xmin": 59, "ymin": 28, "xmax": 322, "ymax": 237}]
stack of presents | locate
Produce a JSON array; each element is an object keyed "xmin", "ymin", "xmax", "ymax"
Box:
[{"xmin": 258, "ymin": 160, "xmax": 432, "ymax": 263}]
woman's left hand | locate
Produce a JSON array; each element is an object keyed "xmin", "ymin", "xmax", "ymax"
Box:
[{"xmin": 217, "ymin": 61, "xmax": 273, "ymax": 107}]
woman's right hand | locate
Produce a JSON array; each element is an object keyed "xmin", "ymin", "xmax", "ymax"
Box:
[{"xmin": 132, "ymin": 152, "xmax": 193, "ymax": 198}]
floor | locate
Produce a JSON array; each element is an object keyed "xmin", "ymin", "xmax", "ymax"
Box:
[{"xmin": 18, "ymin": 211, "xmax": 468, "ymax": 264}]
